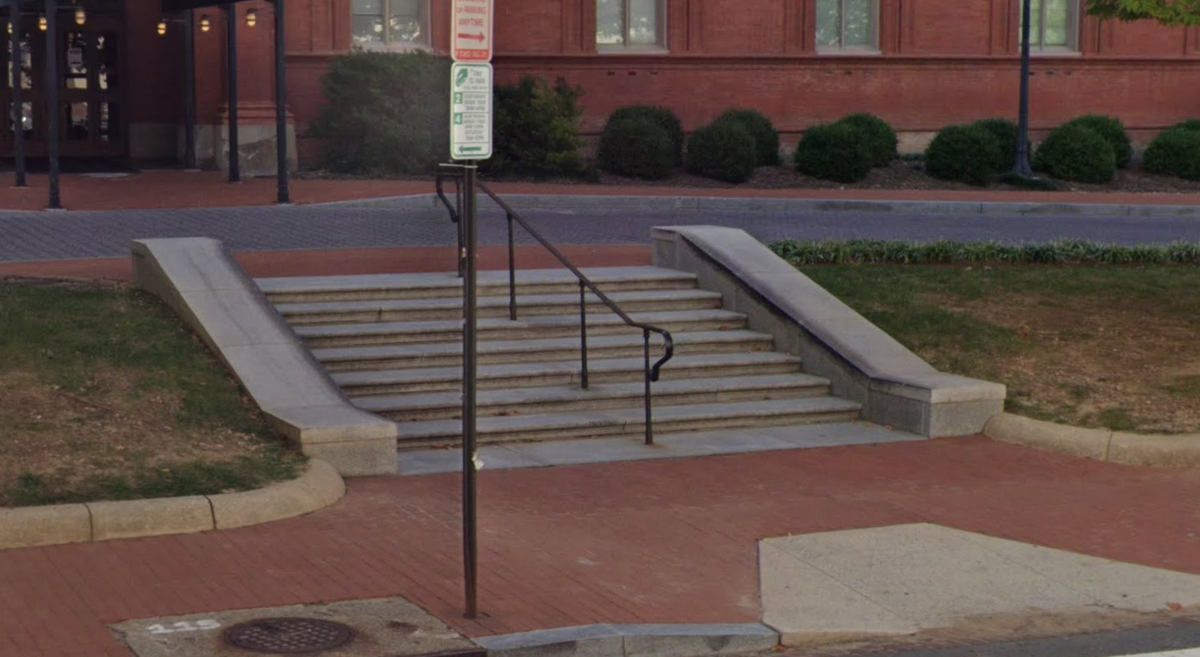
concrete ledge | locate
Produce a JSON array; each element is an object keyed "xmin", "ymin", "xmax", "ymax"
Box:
[
  {"xmin": 131, "ymin": 237, "xmax": 399, "ymax": 476},
  {"xmin": 0, "ymin": 459, "xmax": 345, "ymax": 550},
  {"xmin": 0, "ymin": 504, "xmax": 92, "ymax": 550},
  {"xmin": 986, "ymin": 412, "xmax": 1200, "ymax": 467},
  {"xmin": 474, "ymin": 623, "xmax": 778, "ymax": 657},
  {"xmin": 652, "ymin": 226, "xmax": 1005, "ymax": 438}
]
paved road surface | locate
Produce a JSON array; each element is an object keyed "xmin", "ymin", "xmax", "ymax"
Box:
[{"xmin": 3, "ymin": 203, "xmax": 1200, "ymax": 262}]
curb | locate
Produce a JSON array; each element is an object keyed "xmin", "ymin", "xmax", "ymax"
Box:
[
  {"xmin": 473, "ymin": 623, "xmax": 779, "ymax": 657},
  {"xmin": 315, "ymin": 192, "xmax": 1200, "ymax": 219},
  {"xmin": 0, "ymin": 458, "xmax": 345, "ymax": 551},
  {"xmin": 984, "ymin": 412, "xmax": 1200, "ymax": 467}
]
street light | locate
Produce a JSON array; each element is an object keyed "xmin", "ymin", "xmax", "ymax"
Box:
[{"xmin": 245, "ymin": 8, "xmax": 256, "ymax": 27}]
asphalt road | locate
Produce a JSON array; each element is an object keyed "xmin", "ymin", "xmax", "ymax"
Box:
[{"xmin": 3, "ymin": 204, "xmax": 1200, "ymax": 262}]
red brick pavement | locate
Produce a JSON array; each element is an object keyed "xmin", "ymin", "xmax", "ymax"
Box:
[
  {"xmin": 1, "ymin": 170, "xmax": 1198, "ymax": 211},
  {"xmin": 2, "ymin": 438, "xmax": 1199, "ymax": 657}
]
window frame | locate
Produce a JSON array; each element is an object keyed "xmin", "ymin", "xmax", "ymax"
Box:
[
  {"xmin": 596, "ymin": 0, "xmax": 669, "ymax": 53},
  {"xmin": 351, "ymin": 0, "xmax": 431, "ymax": 51},
  {"xmin": 815, "ymin": 0, "xmax": 881, "ymax": 55},
  {"xmin": 1021, "ymin": 0, "xmax": 1081, "ymax": 54}
]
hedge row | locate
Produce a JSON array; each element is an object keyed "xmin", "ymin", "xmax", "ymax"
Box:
[{"xmin": 770, "ymin": 239, "xmax": 1200, "ymax": 266}]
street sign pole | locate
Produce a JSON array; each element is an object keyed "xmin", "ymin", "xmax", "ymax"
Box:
[{"xmin": 449, "ymin": 0, "xmax": 493, "ymax": 621}]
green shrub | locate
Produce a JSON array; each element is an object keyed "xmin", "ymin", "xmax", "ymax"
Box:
[
  {"xmin": 597, "ymin": 117, "xmax": 675, "ymax": 180},
  {"xmin": 1144, "ymin": 127, "xmax": 1200, "ymax": 180},
  {"xmin": 309, "ymin": 51, "xmax": 450, "ymax": 175},
  {"xmin": 835, "ymin": 113, "xmax": 897, "ymax": 167},
  {"xmin": 924, "ymin": 124, "xmax": 1001, "ymax": 186},
  {"xmin": 486, "ymin": 77, "xmax": 586, "ymax": 177},
  {"xmin": 1063, "ymin": 115, "xmax": 1132, "ymax": 168},
  {"xmin": 1033, "ymin": 124, "xmax": 1117, "ymax": 184},
  {"xmin": 685, "ymin": 120, "xmax": 758, "ymax": 183},
  {"xmin": 1170, "ymin": 119, "xmax": 1200, "ymax": 133},
  {"xmin": 715, "ymin": 108, "xmax": 779, "ymax": 166},
  {"xmin": 971, "ymin": 118, "xmax": 1019, "ymax": 174},
  {"xmin": 794, "ymin": 123, "xmax": 873, "ymax": 183},
  {"xmin": 605, "ymin": 105, "xmax": 685, "ymax": 166}
]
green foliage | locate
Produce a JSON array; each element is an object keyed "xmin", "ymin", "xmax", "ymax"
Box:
[
  {"xmin": 487, "ymin": 77, "xmax": 587, "ymax": 177},
  {"xmin": 1085, "ymin": 0, "xmax": 1200, "ymax": 26},
  {"xmin": 605, "ymin": 105, "xmax": 685, "ymax": 166},
  {"xmin": 971, "ymin": 118, "xmax": 1020, "ymax": 173},
  {"xmin": 1144, "ymin": 127, "xmax": 1200, "ymax": 180},
  {"xmin": 685, "ymin": 120, "xmax": 758, "ymax": 183},
  {"xmin": 309, "ymin": 51, "xmax": 450, "ymax": 175},
  {"xmin": 1171, "ymin": 119, "xmax": 1200, "ymax": 132},
  {"xmin": 1063, "ymin": 115, "xmax": 1133, "ymax": 168},
  {"xmin": 835, "ymin": 113, "xmax": 898, "ymax": 167},
  {"xmin": 1034, "ymin": 124, "xmax": 1117, "ymax": 183},
  {"xmin": 794, "ymin": 123, "xmax": 873, "ymax": 183},
  {"xmin": 924, "ymin": 124, "xmax": 1002, "ymax": 186},
  {"xmin": 597, "ymin": 117, "xmax": 676, "ymax": 180},
  {"xmin": 715, "ymin": 108, "xmax": 780, "ymax": 166},
  {"xmin": 770, "ymin": 239, "xmax": 1200, "ymax": 266}
]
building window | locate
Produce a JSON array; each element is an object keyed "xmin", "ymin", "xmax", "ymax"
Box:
[
  {"xmin": 1020, "ymin": 0, "xmax": 1079, "ymax": 51},
  {"xmin": 352, "ymin": 0, "xmax": 429, "ymax": 48},
  {"xmin": 816, "ymin": 0, "xmax": 879, "ymax": 52},
  {"xmin": 597, "ymin": 0, "xmax": 666, "ymax": 51}
]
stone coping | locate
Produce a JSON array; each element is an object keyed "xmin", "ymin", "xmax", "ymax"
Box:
[
  {"xmin": 474, "ymin": 623, "xmax": 778, "ymax": 657},
  {"xmin": 0, "ymin": 459, "xmax": 345, "ymax": 551},
  {"xmin": 985, "ymin": 412, "xmax": 1200, "ymax": 468},
  {"xmin": 131, "ymin": 237, "xmax": 399, "ymax": 476}
]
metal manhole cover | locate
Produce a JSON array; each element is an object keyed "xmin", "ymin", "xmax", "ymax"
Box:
[{"xmin": 223, "ymin": 617, "xmax": 354, "ymax": 654}]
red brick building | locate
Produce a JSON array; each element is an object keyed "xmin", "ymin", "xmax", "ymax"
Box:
[{"xmin": 2, "ymin": 0, "xmax": 1198, "ymax": 171}]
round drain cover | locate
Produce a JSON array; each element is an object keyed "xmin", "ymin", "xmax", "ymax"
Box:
[{"xmin": 223, "ymin": 617, "xmax": 354, "ymax": 654}]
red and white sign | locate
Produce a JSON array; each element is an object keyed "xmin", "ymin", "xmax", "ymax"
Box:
[{"xmin": 452, "ymin": 0, "xmax": 493, "ymax": 62}]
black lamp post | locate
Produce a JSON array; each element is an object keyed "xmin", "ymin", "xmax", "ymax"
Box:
[
  {"xmin": 10, "ymin": 0, "xmax": 26, "ymax": 188},
  {"xmin": 44, "ymin": 0, "xmax": 61, "ymax": 209},
  {"xmin": 1012, "ymin": 0, "xmax": 1034, "ymax": 177}
]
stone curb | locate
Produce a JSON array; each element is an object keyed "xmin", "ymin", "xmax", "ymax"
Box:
[
  {"xmin": 315, "ymin": 192, "xmax": 1200, "ymax": 219},
  {"xmin": 984, "ymin": 412, "xmax": 1200, "ymax": 467},
  {"xmin": 473, "ymin": 623, "xmax": 779, "ymax": 657},
  {"xmin": 0, "ymin": 459, "xmax": 345, "ymax": 551}
]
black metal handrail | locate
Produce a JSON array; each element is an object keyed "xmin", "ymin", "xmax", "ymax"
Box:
[{"xmin": 435, "ymin": 169, "xmax": 675, "ymax": 445}]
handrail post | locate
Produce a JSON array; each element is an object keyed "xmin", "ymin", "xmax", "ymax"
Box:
[
  {"xmin": 456, "ymin": 178, "xmax": 465, "ymax": 279},
  {"xmin": 507, "ymin": 212, "xmax": 517, "ymax": 321},
  {"xmin": 579, "ymin": 280, "xmax": 589, "ymax": 389},
  {"xmin": 644, "ymin": 329, "xmax": 653, "ymax": 445}
]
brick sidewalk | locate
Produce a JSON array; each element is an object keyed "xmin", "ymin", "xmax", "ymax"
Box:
[
  {"xmin": 2, "ymin": 438, "xmax": 1199, "ymax": 657},
  {"xmin": 2, "ymin": 170, "xmax": 1198, "ymax": 211}
]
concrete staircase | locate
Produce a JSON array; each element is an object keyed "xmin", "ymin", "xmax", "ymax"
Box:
[{"xmin": 257, "ymin": 267, "xmax": 863, "ymax": 450}]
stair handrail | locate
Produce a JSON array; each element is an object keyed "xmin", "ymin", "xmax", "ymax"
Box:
[{"xmin": 434, "ymin": 169, "xmax": 675, "ymax": 445}]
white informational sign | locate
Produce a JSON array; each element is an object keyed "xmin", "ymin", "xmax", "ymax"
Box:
[
  {"xmin": 450, "ymin": 63, "xmax": 493, "ymax": 160},
  {"xmin": 67, "ymin": 47, "xmax": 84, "ymax": 68},
  {"xmin": 452, "ymin": 0, "xmax": 493, "ymax": 62}
]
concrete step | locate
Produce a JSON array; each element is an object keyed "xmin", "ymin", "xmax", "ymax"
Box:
[
  {"xmin": 257, "ymin": 267, "xmax": 698, "ymax": 303},
  {"xmin": 359, "ymin": 373, "xmax": 832, "ymax": 421},
  {"xmin": 333, "ymin": 351, "xmax": 804, "ymax": 396},
  {"xmin": 295, "ymin": 309, "xmax": 748, "ymax": 348},
  {"xmin": 395, "ymin": 397, "xmax": 864, "ymax": 446},
  {"xmin": 313, "ymin": 330, "xmax": 773, "ymax": 373},
  {"xmin": 277, "ymin": 288, "xmax": 724, "ymax": 326}
]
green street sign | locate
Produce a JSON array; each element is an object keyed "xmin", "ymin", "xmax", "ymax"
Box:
[{"xmin": 449, "ymin": 63, "xmax": 492, "ymax": 161}]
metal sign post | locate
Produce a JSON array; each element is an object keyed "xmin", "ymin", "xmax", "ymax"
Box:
[{"xmin": 450, "ymin": 0, "xmax": 493, "ymax": 621}]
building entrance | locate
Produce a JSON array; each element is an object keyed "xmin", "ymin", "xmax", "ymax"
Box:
[{"xmin": 1, "ymin": 7, "xmax": 126, "ymax": 160}]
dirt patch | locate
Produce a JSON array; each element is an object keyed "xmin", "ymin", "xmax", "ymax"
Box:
[{"xmin": 923, "ymin": 289, "xmax": 1200, "ymax": 434}]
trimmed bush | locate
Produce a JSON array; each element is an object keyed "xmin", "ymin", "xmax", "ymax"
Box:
[
  {"xmin": 715, "ymin": 108, "xmax": 779, "ymax": 166},
  {"xmin": 596, "ymin": 117, "xmax": 675, "ymax": 180},
  {"xmin": 1063, "ymin": 115, "xmax": 1132, "ymax": 168},
  {"xmin": 1144, "ymin": 127, "xmax": 1200, "ymax": 180},
  {"xmin": 685, "ymin": 120, "xmax": 758, "ymax": 183},
  {"xmin": 794, "ymin": 123, "xmax": 873, "ymax": 183},
  {"xmin": 924, "ymin": 124, "xmax": 1001, "ymax": 186},
  {"xmin": 487, "ymin": 77, "xmax": 586, "ymax": 177},
  {"xmin": 605, "ymin": 105, "xmax": 685, "ymax": 166},
  {"xmin": 309, "ymin": 51, "xmax": 450, "ymax": 175},
  {"xmin": 1170, "ymin": 119, "xmax": 1200, "ymax": 133},
  {"xmin": 971, "ymin": 118, "xmax": 1019, "ymax": 174},
  {"xmin": 1033, "ymin": 124, "xmax": 1117, "ymax": 184},
  {"xmin": 835, "ymin": 113, "xmax": 898, "ymax": 167}
]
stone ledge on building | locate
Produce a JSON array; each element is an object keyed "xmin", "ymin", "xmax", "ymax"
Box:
[{"xmin": 0, "ymin": 459, "xmax": 345, "ymax": 551}]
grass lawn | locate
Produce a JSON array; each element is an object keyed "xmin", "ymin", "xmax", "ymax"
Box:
[
  {"xmin": 797, "ymin": 264, "xmax": 1200, "ymax": 434},
  {"xmin": 0, "ymin": 279, "xmax": 304, "ymax": 507}
]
